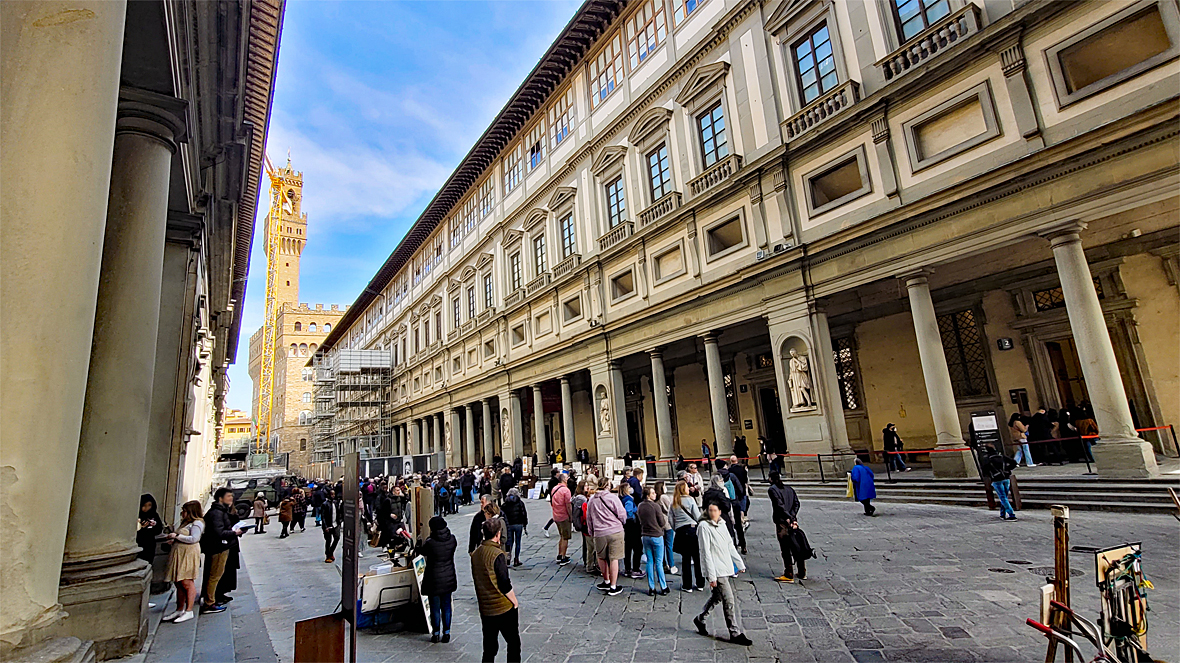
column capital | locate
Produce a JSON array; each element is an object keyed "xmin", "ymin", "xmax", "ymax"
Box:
[
  {"xmin": 532, "ymin": 384, "xmax": 543, "ymax": 393},
  {"xmin": 1039, "ymin": 221, "xmax": 1087, "ymax": 247},
  {"xmin": 647, "ymin": 347, "xmax": 664, "ymax": 359},
  {"xmin": 897, "ymin": 268, "xmax": 935, "ymax": 288},
  {"xmin": 609, "ymin": 359, "xmax": 624, "ymax": 370},
  {"xmin": 117, "ymin": 86, "xmax": 188, "ymax": 151},
  {"xmin": 700, "ymin": 331, "xmax": 719, "ymax": 344},
  {"xmin": 559, "ymin": 376, "xmax": 570, "ymax": 385}
]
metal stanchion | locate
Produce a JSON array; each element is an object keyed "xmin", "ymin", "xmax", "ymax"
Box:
[
  {"xmin": 885, "ymin": 451, "xmax": 893, "ymax": 482},
  {"xmin": 818, "ymin": 455, "xmax": 826, "ymax": 484}
]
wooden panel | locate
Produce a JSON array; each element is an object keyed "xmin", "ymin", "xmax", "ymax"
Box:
[{"xmin": 294, "ymin": 614, "xmax": 344, "ymax": 663}]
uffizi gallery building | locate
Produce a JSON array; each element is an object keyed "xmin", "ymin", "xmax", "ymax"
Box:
[
  {"xmin": 1, "ymin": 0, "xmax": 282, "ymax": 660},
  {"xmin": 312, "ymin": 0, "xmax": 1180, "ymax": 485}
]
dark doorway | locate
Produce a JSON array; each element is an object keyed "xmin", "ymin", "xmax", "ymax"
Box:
[
  {"xmin": 625, "ymin": 409, "xmax": 643, "ymax": 455},
  {"xmin": 1046, "ymin": 339, "xmax": 1089, "ymax": 409},
  {"xmin": 759, "ymin": 387, "xmax": 786, "ymax": 454}
]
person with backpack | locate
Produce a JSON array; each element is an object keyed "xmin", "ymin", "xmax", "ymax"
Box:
[
  {"xmin": 719, "ymin": 461, "xmax": 748, "ymax": 555},
  {"xmin": 501, "ymin": 488, "xmax": 528, "ymax": 567},
  {"xmin": 419, "ymin": 516, "xmax": 458, "ymax": 643},
  {"xmin": 585, "ymin": 476, "xmax": 626, "ymax": 596},
  {"xmin": 882, "ymin": 424, "xmax": 912, "ymax": 472},
  {"xmin": 549, "ymin": 471, "xmax": 573, "ymax": 566},
  {"xmin": 983, "ymin": 445, "xmax": 1019, "ymax": 520},
  {"xmin": 669, "ymin": 481, "xmax": 704, "ymax": 592},
  {"xmin": 570, "ymin": 481, "xmax": 594, "ymax": 574},
  {"xmin": 618, "ymin": 482, "xmax": 643, "ymax": 579},
  {"xmin": 767, "ymin": 471, "xmax": 806, "ymax": 582}
]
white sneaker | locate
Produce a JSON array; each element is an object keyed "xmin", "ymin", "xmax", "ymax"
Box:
[
  {"xmin": 162, "ymin": 611, "xmax": 182, "ymax": 622},
  {"xmin": 172, "ymin": 611, "xmax": 194, "ymax": 624},
  {"xmin": 149, "ymin": 602, "xmax": 157, "ymax": 609},
  {"xmin": 544, "ymin": 530, "xmax": 550, "ymax": 538},
  {"xmin": 670, "ymin": 566, "xmax": 680, "ymax": 575}
]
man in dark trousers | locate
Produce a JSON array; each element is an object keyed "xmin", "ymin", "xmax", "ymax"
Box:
[
  {"xmin": 469, "ymin": 495, "xmax": 491, "ymax": 553},
  {"xmin": 320, "ymin": 489, "xmax": 341, "ymax": 563},
  {"xmin": 200, "ymin": 488, "xmax": 236, "ymax": 613},
  {"xmin": 472, "ymin": 519, "xmax": 520, "ymax": 662},
  {"xmin": 767, "ymin": 472, "xmax": 806, "ymax": 582}
]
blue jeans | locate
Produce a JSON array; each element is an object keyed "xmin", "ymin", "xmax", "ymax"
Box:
[
  {"xmin": 643, "ymin": 536, "xmax": 666, "ymax": 591},
  {"xmin": 506, "ymin": 524, "xmax": 524, "ymax": 560},
  {"xmin": 663, "ymin": 529, "xmax": 675, "ymax": 570},
  {"xmin": 429, "ymin": 593, "xmax": 452, "ymax": 635},
  {"xmin": 888, "ymin": 453, "xmax": 908, "ymax": 472},
  {"xmin": 1013, "ymin": 443, "xmax": 1034, "ymax": 466},
  {"xmin": 992, "ymin": 479, "xmax": 1015, "ymax": 518}
]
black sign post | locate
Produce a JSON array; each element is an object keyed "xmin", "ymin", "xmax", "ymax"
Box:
[{"xmin": 341, "ymin": 452, "xmax": 359, "ymax": 663}]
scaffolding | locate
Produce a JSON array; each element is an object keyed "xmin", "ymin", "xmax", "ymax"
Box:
[{"xmin": 311, "ymin": 348, "xmax": 394, "ymax": 469}]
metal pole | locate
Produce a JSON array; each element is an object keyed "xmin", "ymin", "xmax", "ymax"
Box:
[
  {"xmin": 885, "ymin": 451, "xmax": 893, "ymax": 482},
  {"xmin": 818, "ymin": 455, "xmax": 825, "ymax": 484}
]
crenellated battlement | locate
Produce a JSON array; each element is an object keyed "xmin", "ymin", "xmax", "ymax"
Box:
[{"xmin": 289, "ymin": 302, "xmax": 350, "ymax": 313}]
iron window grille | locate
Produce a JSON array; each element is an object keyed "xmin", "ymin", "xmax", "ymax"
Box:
[{"xmin": 936, "ymin": 309, "xmax": 991, "ymax": 398}]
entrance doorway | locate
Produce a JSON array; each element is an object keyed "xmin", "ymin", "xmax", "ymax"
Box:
[
  {"xmin": 758, "ymin": 387, "xmax": 785, "ymax": 454},
  {"xmin": 1045, "ymin": 339, "xmax": 1090, "ymax": 409},
  {"xmin": 625, "ymin": 408, "xmax": 643, "ymax": 456}
]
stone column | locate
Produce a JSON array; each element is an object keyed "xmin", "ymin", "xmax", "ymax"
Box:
[
  {"xmin": 533, "ymin": 385, "xmax": 547, "ymax": 461},
  {"xmin": 902, "ymin": 271, "xmax": 978, "ymax": 478},
  {"xmin": 464, "ymin": 404, "xmax": 476, "ymax": 468},
  {"xmin": 0, "ymin": 2, "xmax": 126, "ymax": 656},
  {"xmin": 812, "ymin": 308, "xmax": 853, "ymax": 454},
  {"xmin": 432, "ymin": 413, "xmax": 441, "ymax": 458},
  {"xmin": 609, "ymin": 361, "xmax": 630, "ymax": 456},
  {"xmin": 702, "ymin": 333, "xmax": 733, "ymax": 456},
  {"xmin": 61, "ymin": 88, "xmax": 188, "ymax": 659},
  {"xmin": 482, "ymin": 399, "xmax": 494, "ymax": 465},
  {"xmin": 1044, "ymin": 224, "xmax": 1159, "ymax": 477},
  {"xmin": 412, "ymin": 419, "xmax": 422, "ymax": 455},
  {"xmin": 649, "ymin": 350, "xmax": 675, "ymax": 459},
  {"xmin": 446, "ymin": 408, "xmax": 460, "ymax": 468},
  {"xmin": 560, "ymin": 378, "xmax": 576, "ymax": 463},
  {"xmin": 509, "ymin": 391, "xmax": 524, "ymax": 460}
]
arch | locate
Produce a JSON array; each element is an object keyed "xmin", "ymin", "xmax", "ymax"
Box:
[
  {"xmin": 628, "ymin": 107, "xmax": 673, "ymax": 145},
  {"xmin": 323, "ymin": 323, "xmax": 331, "ymax": 333},
  {"xmin": 310, "ymin": 343, "xmax": 318, "ymax": 352},
  {"xmin": 779, "ymin": 335, "xmax": 816, "ymax": 412},
  {"xmin": 309, "ymin": 322, "xmax": 317, "ymax": 332},
  {"xmin": 294, "ymin": 321, "xmax": 302, "ymax": 331},
  {"xmin": 302, "ymin": 391, "xmax": 311, "ymax": 403},
  {"xmin": 299, "ymin": 343, "xmax": 308, "ymax": 355},
  {"xmin": 289, "ymin": 343, "xmax": 297, "ymax": 356}
]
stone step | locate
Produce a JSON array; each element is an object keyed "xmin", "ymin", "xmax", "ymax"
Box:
[
  {"xmin": 143, "ymin": 592, "xmax": 199, "ymax": 663},
  {"xmin": 192, "ymin": 603, "xmax": 235, "ymax": 663}
]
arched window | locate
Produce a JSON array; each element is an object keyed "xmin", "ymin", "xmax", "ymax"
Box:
[
  {"xmin": 294, "ymin": 322, "xmax": 302, "ymax": 331},
  {"xmin": 324, "ymin": 323, "xmax": 331, "ymax": 333},
  {"xmin": 289, "ymin": 344, "xmax": 297, "ymax": 356},
  {"xmin": 309, "ymin": 323, "xmax": 317, "ymax": 332},
  {"xmin": 302, "ymin": 392, "xmax": 311, "ymax": 403},
  {"xmin": 310, "ymin": 343, "xmax": 318, "ymax": 353},
  {"xmin": 299, "ymin": 343, "xmax": 308, "ymax": 355}
]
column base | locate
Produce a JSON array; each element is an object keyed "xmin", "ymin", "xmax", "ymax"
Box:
[
  {"xmin": 930, "ymin": 449, "xmax": 980, "ymax": 479},
  {"xmin": 3, "ymin": 637, "xmax": 95, "ymax": 663},
  {"xmin": 1093, "ymin": 440, "xmax": 1160, "ymax": 478},
  {"xmin": 56, "ymin": 548, "xmax": 150, "ymax": 661}
]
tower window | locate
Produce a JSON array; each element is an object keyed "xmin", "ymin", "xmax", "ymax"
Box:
[{"xmin": 295, "ymin": 322, "xmax": 302, "ymax": 331}]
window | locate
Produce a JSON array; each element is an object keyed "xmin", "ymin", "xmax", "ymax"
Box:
[
  {"xmin": 626, "ymin": 0, "xmax": 667, "ymax": 69},
  {"xmin": 652, "ymin": 243, "xmax": 685, "ymax": 282},
  {"xmin": 423, "ymin": 318, "xmax": 430, "ymax": 345},
  {"xmin": 309, "ymin": 322, "xmax": 317, "ymax": 333},
  {"xmin": 453, "ymin": 298, "xmax": 461, "ymax": 329},
  {"xmin": 1033, "ymin": 278, "xmax": 1104, "ymax": 312},
  {"xmin": 805, "ymin": 146, "xmax": 871, "ymax": 216},
  {"xmin": 697, "ymin": 101, "xmax": 729, "ymax": 168},
  {"xmin": 484, "ymin": 339, "xmax": 495, "ymax": 358},
  {"xmin": 549, "ymin": 87, "xmax": 576, "ymax": 149},
  {"xmin": 891, "ymin": 0, "xmax": 950, "ymax": 43},
  {"xmin": 1047, "ymin": 2, "xmax": 1177, "ymax": 107},
  {"xmin": 478, "ymin": 177, "xmax": 495, "ymax": 218},
  {"xmin": 610, "ymin": 269, "xmax": 635, "ymax": 301},
  {"xmin": 511, "ymin": 324, "xmax": 527, "ymax": 346},
  {"xmin": 468, "ymin": 286, "xmax": 476, "ymax": 319},
  {"xmin": 903, "ymin": 81, "xmax": 1001, "ymax": 172},
  {"xmin": 302, "ymin": 391, "xmax": 311, "ymax": 403},
  {"xmin": 299, "ymin": 343, "xmax": 308, "ymax": 356},
  {"xmin": 294, "ymin": 322, "xmax": 302, "ymax": 332},
  {"xmin": 435, "ymin": 311, "xmax": 442, "ymax": 341},
  {"xmin": 562, "ymin": 295, "xmax": 583, "ymax": 323},
  {"xmin": 672, "ymin": 0, "xmax": 705, "ymax": 25},
  {"xmin": 833, "ymin": 337, "xmax": 861, "ymax": 410},
  {"xmin": 414, "ymin": 328, "xmax": 420, "ymax": 353},
  {"xmin": 484, "ymin": 274, "xmax": 494, "ymax": 309},
  {"xmin": 533, "ymin": 235, "xmax": 547, "ymax": 275},
  {"xmin": 526, "ymin": 121, "xmax": 546, "ymax": 171},
  {"xmin": 560, "ymin": 214, "xmax": 577, "ymax": 258},
  {"xmin": 936, "ymin": 309, "xmax": 990, "ymax": 398},
  {"xmin": 509, "ymin": 252, "xmax": 522, "ymax": 291},
  {"xmin": 503, "ymin": 144, "xmax": 523, "ymax": 195},
  {"xmin": 300, "ymin": 438, "xmax": 307, "ymax": 451},
  {"xmin": 605, "ymin": 176, "xmax": 627, "ymax": 228},
  {"xmin": 647, "ymin": 143, "xmax": 672, "ymax": 201},
  {"xmin": 705, "ymin": 216, "xmax": 746, "ymax": 258},
  {"xmin": 793, "ymin": 23, "xmax": 839, "ymax": 105},
  {"xmin": 722, "ymin": 365, "xmax": 739, "ymax": 425},
  {"xmin": 590, "ymin": 33, "xmax": 625, "ymax": 108},
  {"xmin": 324, "ymin": 323, "xmax": 330, "ymax": 333},
  {"xmin": 453, "ymin": 356, "xmax": 462, "ymax": 373}
]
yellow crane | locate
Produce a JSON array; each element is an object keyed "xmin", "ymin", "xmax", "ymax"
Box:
[{"xmin": 256, "ymin": 155, "xmax": 285, "ymax": 456}]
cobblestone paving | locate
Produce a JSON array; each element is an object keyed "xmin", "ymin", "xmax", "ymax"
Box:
[{"xmin": 242, "ymin": 496, "xmax": 1179, "ymax": 663}]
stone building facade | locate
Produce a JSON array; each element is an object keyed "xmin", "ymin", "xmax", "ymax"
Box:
[
  {"xmin": 248, "ymin": 163, "xmax": 346, "ymax": 478},
  {"xmin": 0, "ymin": 0, "xmax": 282, "ymax": 659},
  {"xmin": 314, "ymin": 0, "xmax": 1179, "ymax": 481}
]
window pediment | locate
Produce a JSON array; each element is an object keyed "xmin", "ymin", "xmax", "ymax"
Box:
[
  {"xmin": 504, "ymin": 228, "xmax": 524, "ymax": 247},
  {"xmin": 592, "ymin": 145, "xmax": 628, "ymax": 176},
  {"xmin": 675, "ymin": 61, "xmax": 730, "ymax": 112},
  {"xmin": 448, "ymin": 278, "xmax": 462, "ymax": 293},
  {"xmin": 765, "ymin": 0, "xmax": 821, "ymax": 35},
  {"xmin": 524, "ymin": 207, "xmax": 549, "ymax": 231},
  {"xmin": 548, "ymin": 186, "xmax": 577, "ymax": 210},
  {"xmin": 476, "ymin": 252, "xmax": 494, "ymax": 269},
  {"xmin": 628, "ymin": 108, "xmax": 673, "ymax": 146},
  {"xmin": 461, "ymin": 266, "xmax": 477, "ymax": 281}
]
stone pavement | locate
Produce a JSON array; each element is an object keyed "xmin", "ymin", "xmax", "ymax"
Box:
[{"xmin": 241, "ymin": 496, "xmax": 1179, "ymax": 663}]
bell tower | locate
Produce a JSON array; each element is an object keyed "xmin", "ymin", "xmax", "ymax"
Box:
[{"xmin": 265, "ymin": 160, "xmax": 307, "ymax": 305}]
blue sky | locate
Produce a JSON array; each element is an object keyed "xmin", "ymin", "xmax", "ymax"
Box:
[{"xmin": 227, "ymin": 0, "xmax": 582, "ymax": 413}]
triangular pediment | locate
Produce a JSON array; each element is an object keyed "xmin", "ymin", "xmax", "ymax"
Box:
[
  {"xmin": 627, "ymin": 109, "xmax": 673, "ymax": 146},
  {"xmin": 592, "ymin": 145, "xmax": 629, "ymax": 174},
  {"xmin": 675, "ymin": 61, "xmax": 731, "ymax": 109},
  {"xmin": 429, "ymin": 294, "xmax": 442, "ymax": 308},
  {"xmin": 765, "ymin": 0, "xmax": 818, "ymax": 34},
  {"xmin": 504, "ymin": 228, "xmax": 524, "ymax": 246},
  {"xmin": 548, "ymin": 186, "xmax": 577, "ymax": 209},
  {"xmin": 448, "ymin": 278, "xmax": 462, "ymax": 292},
  {"xmin": 476, "ymin": 252, "xmax": 494, "ymax": 269}
]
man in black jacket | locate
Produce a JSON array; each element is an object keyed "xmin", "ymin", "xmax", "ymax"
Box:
[
  {"xmin": 469, "ymin": 495, "xmax": 491, "ymax": 553},
  {"xmin": 767, "ymin": 472, "xmax": 806, "ymax": 583},
  {"xmin": 983, "ymin": 446, "xmax": 1019, "ymax": 520},
  {"xmin": 201, "ymin": 488, "xmax": 236, "ymax": 612},
  {"xmin": 321, "ymin": 489, "xmax": 341, "ymax": 563}
]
